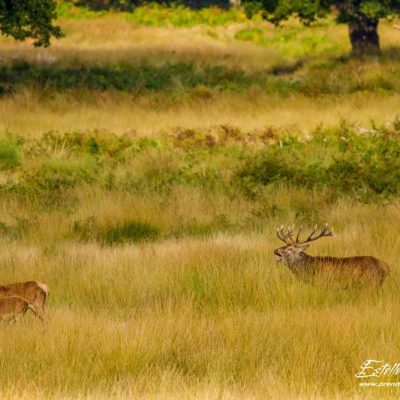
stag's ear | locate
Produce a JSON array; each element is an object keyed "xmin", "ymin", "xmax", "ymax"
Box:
[{"xmin": 294, "ymin": 244, "xmax": 309, "ymax": 254}]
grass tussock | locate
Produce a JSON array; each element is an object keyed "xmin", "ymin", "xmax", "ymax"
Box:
[{"xmin": 74, "ymin": 218, "xmax": 161, "ymax": 245}]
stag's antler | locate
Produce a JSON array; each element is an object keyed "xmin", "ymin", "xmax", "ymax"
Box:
[
  {"xmin": 277, "ymin": 223, "xmax": 334, "ymax": 245},
  {"xmin": 277, "ymin": 225, "xmax": 296, "ymax": 244},
  {"xmin": 297, "ymin": 223, "xmax": 334, "ymax": 245}
]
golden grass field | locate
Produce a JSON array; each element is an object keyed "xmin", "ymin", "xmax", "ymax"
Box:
[
  {"xmin": 1, "ymin": 204, "xmax": 400, "ymax": 399},
  {"xmin": 1, "ymin": 8, "xmax": 400, "ymax": 399},
  {"xmin": 0, "ymin": 187, "xmax": 397, "ymax": 399}
]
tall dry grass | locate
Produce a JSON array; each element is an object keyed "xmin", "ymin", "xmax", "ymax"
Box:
[
  {"xmin": 3, "ymin": 91, "xmax": 400, "ymax": 137},
  {"xmin": 0, "ymin": 191, "xmax": 398, "ymax": 398}
]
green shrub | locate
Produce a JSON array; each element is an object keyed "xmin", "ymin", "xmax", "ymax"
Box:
[
  {"xmin": 4, "ymin": 126, "xmax": 400, "ymax": 211},
  {"xmin": 27, "ymin": 157, "xmax": 98, "ymax": 191},
  {"xmin": 102, "ymin": 221, "xmax": 160, "ymax": 245},
  {"xmin": 0, "ymin": 139, "xmax": 20, "ymax": 170},
  {"xmin": 235, "ymin": 22, "xmax": 344, "ymax": 58},
  {"xmin": 126, "ymin": 4, "xmax": 247, "ymax": 27},
  {"xmin": 235, "ymin": 126, "xmax": 400, "ymax": 198},
  {"xmin": 57, "ymin": 1, "xmax": 108, "ymax": 19},
  {"xmin": 234, "ymin": 27, "xmax": 267, "ymax": 45}
]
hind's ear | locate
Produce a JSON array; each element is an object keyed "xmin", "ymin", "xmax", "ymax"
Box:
[{"xmin": 293, "ymin": 244, "xmax": 309, "ymax": 254}]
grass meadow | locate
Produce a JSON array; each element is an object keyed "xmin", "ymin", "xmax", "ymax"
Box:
[
  {"xmin": 2, "ymin": 7, "xmax": 400, "ymax": 136},
  {"xmin": 1, "ymin": 3, "xmax": 400, "ymax": 399}
]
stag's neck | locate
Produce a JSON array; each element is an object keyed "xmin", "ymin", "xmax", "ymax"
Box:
[
  {"xmin": 284, "ymin": 252, "xmax": 316, "ymax": 278},
  {"xmin": 285, "ymin": 252, "xmax": 314, "ymax": 266}
]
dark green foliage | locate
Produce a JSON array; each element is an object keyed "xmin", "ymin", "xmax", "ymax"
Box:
[
  {"xmin": 248, "ymin": 0, "xmax": 400, "ymax": 24},
  {"xmin": 243, "ymin": 1, "xmax": 264, "ymax": 18},
  {"xmin": 4, "ymin": 56, "xmax": 400, "ymax": 97},
  {"xmin": 0, "ymin": 61, "xmax": 267, "ymax": 94},
  {"xmin": 0, "ymin": 0, "xmax": 62, "ymax": 46},
  {"xmin": 102, "ymin": 221, "xmax": 160, "ymax": 244},
  {"xmin": 73, "ymin": 217, "xmax": 160, "ymax": 244}
]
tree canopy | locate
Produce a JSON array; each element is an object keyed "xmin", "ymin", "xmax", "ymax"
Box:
[
  {"xmin": 0, "ymin": 0, "xmax": 62, "ymax": 47},
  {"xmin": 247, "ymin": 0, "xmax": 400, "ymax": 54}
]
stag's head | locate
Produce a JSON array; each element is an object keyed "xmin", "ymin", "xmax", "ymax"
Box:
[{"xmin": 274, "ymin": 224, "xmax": 334, "ymax": 265}]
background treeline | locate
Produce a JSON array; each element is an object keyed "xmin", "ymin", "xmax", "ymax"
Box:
[{"xmin": 69, "ymin": 0, "xmax": 236, "ymax": 11}]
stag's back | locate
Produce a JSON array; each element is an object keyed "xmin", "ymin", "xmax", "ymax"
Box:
[{"xmin": 311, "ymin": 255, "xmax": 390, "ymax": 287}]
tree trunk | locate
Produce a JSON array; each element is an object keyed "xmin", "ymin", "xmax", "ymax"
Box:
[
  {"xmin": 348, "ymin": 16, "xmax": 380, "ymax": 55},
  {"xmin": 229, "ymin": 0, "xmax": 241, "ymax": 8}
]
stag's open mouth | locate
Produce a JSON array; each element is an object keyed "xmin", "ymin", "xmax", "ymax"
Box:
[{"xmin": 274, "ymin": 249, "xmax": 282, "ymax": 262}]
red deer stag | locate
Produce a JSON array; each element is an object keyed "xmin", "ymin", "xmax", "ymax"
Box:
[
  {"xmin": 0, "ymin": 281, "xmax": 49, "ymax": 319},
  {"xmin": 0, "ymin": 296, "xmax": 42, "ymax": 322},
  {"xmin": 274, "ymin": 224, "xmax": 390, "ymax": 287}
]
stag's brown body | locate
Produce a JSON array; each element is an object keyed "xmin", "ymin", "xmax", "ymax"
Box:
[
  {"xmin": 274, "ymin": 225, "xmax": 390, "ymax": 287},
  {"xmin": 287, "ymin": 254, "xmax": 389, "ymax": 287},
  {"xmin": 0, "ymin": 281, "xmax": 48, "ymax": 318},
  {"xmin": 0, "ymin": 296, "xmax": 40, "ymax": 322}
]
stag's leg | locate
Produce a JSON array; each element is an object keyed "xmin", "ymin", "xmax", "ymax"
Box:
[
  {"xmin": 30, "ymin": 301, "xmax": 45, "ymax": 319},
  {"xmin": 28, "ymin": 304, "xmax": 44, "ymax": 321},
  {"xmin": 33, "ymin": 292, "xmax": 46, "ymax": 319}
]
